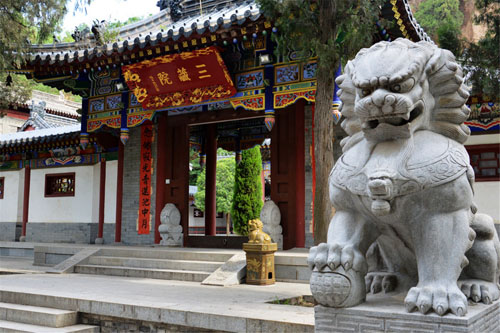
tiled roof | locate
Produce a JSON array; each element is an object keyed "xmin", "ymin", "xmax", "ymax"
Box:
[
  {"xmin": 25, "ymin": 0, "xmax": 431, "ymax": 67},
  {"xmin": 27, "ymin": 1, "xmax": 261, "ymax": 66},
  {"xmin": 0, "ymin": 124, "xmax": 80, "ymax": 148}
]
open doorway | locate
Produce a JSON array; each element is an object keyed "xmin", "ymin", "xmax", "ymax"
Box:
[{"xmin": 187, "ymin": 118, "xmax": 271, "ymax": 245}]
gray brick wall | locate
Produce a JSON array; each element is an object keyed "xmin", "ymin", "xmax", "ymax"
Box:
[
  {"xmin": 26, "ymin": 222, "xmax": 98, "ymax": 244},
  {"xmin": 120, "ymin": 125, "xmax": 157, "ymax": 245},
  {"xmin": 0, "ymin": 223, "xmax": 18, "ymax": 241}
]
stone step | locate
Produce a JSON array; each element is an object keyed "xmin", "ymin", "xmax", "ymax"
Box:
[
  {"xmin": 0, "ymin": 302, "xmax": 77, "ymax": 328},
  {"xmin": 87, "ymin": 256, "xmax": 222, "ymax": 272},
  {"xmin": 98, "ymin": 247, "xmax": 235, "ymax": 262},
  {"xmin": 0, "ymin": 320, "xmax": 99, "ymax": 333},
  {"xmin": 74, "ymin": 264, "xmax": 211, "ymax": 282}
]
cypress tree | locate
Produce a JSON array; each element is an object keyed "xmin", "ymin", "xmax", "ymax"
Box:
[{"xmin": 231, "ymin": 146, "xmax": 263, "ymax": 236}]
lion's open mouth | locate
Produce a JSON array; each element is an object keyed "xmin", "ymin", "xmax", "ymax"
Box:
[{"xmin": 363, "ymin": 102, "xmax": 423, "ymax": 130}]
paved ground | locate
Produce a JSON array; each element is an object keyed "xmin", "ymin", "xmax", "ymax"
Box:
[{"xmin": 0, "ymin": 247, "xmax": 314, "ymax": 332}]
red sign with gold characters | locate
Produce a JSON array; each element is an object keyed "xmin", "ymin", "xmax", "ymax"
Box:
[
  {"xmin": 138, "ymin": 123, "xmax": 154, "ymax": 234},
  {"xmin": 123, "ymin": 47, "xmax": 236, "ymax": 109}
]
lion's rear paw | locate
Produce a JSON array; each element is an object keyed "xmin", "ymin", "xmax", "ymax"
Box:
[
  {"xmin": 365, "ymin": 273, "xmax": 397, "ymax": 294},
  {"xmin": 459, "ymin": 279, "xmax": 500, "ymax": 304},
  {"xmin": 404, "ymin": 285, "xmax": 467, "ymax": 316},
  {"xmin": 308, "ymin": 243, "xmax": 367, "ymax": 273}
]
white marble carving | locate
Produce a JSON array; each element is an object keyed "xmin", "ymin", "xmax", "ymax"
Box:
[
  {"xmin": 159, "ymin": 203, "xmax": 183, "ymax": 246},
  {"xmin": 260, "ymin": 200, "xmax": 283, "ymax": 250},
  {"xmin": 308, "ymin": 38, "xmax": 500, "ymax": 317}
]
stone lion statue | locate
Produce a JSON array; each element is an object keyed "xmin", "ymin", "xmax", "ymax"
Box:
[
  {"xmin": 308, "ymin": 38, "xmax": 500, "ymax": 317},
  {"xmin": 248, "ymin": 219, "xmax": 272, "ymax": 244}
]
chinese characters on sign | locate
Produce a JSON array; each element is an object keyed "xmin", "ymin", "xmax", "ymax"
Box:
[
  {"xmin": 122, "ymin": 47, "xmax": 236, "ymax": 110},
  {"xmin": 138, "ymin": 123, "xmax": 154, "ymax": 234}
]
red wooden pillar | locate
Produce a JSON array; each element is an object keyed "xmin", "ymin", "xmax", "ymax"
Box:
[
  {"xmin": 115, "ymin": 141, "xmax": 124, "ymax": 243},
  {"xmin": 204, "ymin": 124, "xmax": 217, "ymax": 236},
  {"xmin": 21, "ymin": 165, "xmax": 31, "ymax": 241},
  {"xmin": 163, "ymin": 123, "xmax": 189, "ymax": 245},
  {"xmin": 97, "ymin": 158, "xmax": 106, "ymax": 241},
  {"xmin": 154, "ymin": 115, "xmax": 168, "ymax": 243},
  {"xmin": 271, "ymin": 100, "xmax": 306, "ymax": 249}
]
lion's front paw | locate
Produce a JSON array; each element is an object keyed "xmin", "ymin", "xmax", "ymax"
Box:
[
  {"xmin": 308, "ymin": 243, "xmax": 367, "ymax": 273},
  {"xmin": 404, "ymin": 284, "xmax": 467, "ymax": 316},
  {"xmin": 460, "ymin": 279, "xmax": 500, "ymax": 304}
]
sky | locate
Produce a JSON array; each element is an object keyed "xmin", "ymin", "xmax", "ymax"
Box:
[{"xmin": 62, "ymin": 0, "xmax": 159, "ymax": 33}]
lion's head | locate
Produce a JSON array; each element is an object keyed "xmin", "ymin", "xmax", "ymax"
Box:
[
  {"xmin": 248, "ymin": 219, "xmax": 264, "ymax": 231},
  {"xmin": 337, "ymin": 38, "xmax": 470, "ymax": 151}
]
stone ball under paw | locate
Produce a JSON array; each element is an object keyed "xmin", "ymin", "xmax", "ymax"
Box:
[{"xmin": 310, "ymin": 266, "xmax": 366, "ymax": 308}]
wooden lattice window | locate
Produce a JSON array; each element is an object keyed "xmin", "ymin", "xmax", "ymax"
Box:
[
  {"xmin": 45, "ymin": 173, "xmax": 75, "ymax": 197},
  {"xmin": 0, "ymin": 177, "xmax": 4, "ymax": 199},
  {"xmin": 466, "ymin": 144, "xmax": 500, "ymax": 181}
]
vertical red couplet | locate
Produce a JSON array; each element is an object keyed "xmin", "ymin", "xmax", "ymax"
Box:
[{"xmin": 138, "ymin": 123, "xmax": 154, "ymax": 234}]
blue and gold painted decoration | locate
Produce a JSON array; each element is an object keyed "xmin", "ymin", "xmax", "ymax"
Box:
[
  {"xmin": 273, "ymin": 81, "xmax": 316, "ymax": 109},
  {"xmin": 236, "ymin": 70, "xmax": 264, "ymax": 90},
  {"xmin": 275, "ymin": 64, "xmax": 300, "ymax": 84},
  {"xmin": 89, "ymin": 97, "xmax": 105, "ymax": 113},
  {"xmin": 120, "ymin": 128, "xmax": 130, "ymax": 145},
  {"xmin": 89, "ymin": 68, "xmax": 121, "ymax": 96},
  {"xmin": 106, "ymin": 94, "xmax": 122, "ymax": 110},
  {"xmin": 80, "ymin": 132, "xmax": 89, "ymax": 149},
  {"xmin": 230, "ymin": 88, "xmax": 265, "ymax": 111},
  {"xmin": 0, "ymin": 160, "xmax": 22, "ymax": 171},
  {"xmin": 29, "ymin": 154, "xmax": 99, "ymax": 169},
  {"xmin": 264, "ymin": 109, "xmax": 275, "ymax": 132},
  {"xmin": 302, "ymin": 61, "xmax": 318, "ymax": 81},
  {"xmin": 466, "ymin": 101, "xmax": 499, "ymax": 132}
]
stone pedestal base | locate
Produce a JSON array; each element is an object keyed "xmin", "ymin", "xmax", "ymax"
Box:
[
  {"xmin": 315, "ymin": 294, "xmax": 499, "ymax": 333},
  {"xmin": 243, "ymin": 243, "xmax": 277, "ymax": 285}
]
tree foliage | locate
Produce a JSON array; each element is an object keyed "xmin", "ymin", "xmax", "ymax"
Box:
[
  {"xmin": 462, "ymin": 0, "xmax": 499, "ymax": 96},
  {"xmin": 257, "ymin": 0, "xmax": 384, "ymax": 244},
  {"xmin": 194, "ymin": 153, "xmax": 236, "ymax": 214},
  {"xmin": 231, "ymin": 146, "xmax": 263, "ymax": 236},
  {"xmin": 414, "ymin": 0, "xmax": 464, "ymax": 39},
  {"xmin": 0, "ymin": 0, "xmax": 92, "ymax": 108}
]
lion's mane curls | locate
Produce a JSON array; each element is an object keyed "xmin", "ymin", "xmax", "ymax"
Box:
[{"xmin": 336, "ymin": 38, "xmax": 470, "ymax": 152}]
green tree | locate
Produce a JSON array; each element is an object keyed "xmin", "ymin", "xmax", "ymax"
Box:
[
  {"xmin": 257, "ymin": 0, "xmax": 383, "ymax": 244},
  {"xmin": 231, "ymin": 146, "xmax": 263, "ymax": 236},
  {"xmin": 0, "ymin": 0, "xmax": 92, "ymax": 110},
  {"xmin": 414, "ymin": 0, "xmax": 464, "ymax": 39},
  {"xmin": 462, "ymin": 0, "xmax": 499, "ymax": 96},
  {"xmin": 194, "ymin": 156, "xmax": 236, "ymax": 214}
]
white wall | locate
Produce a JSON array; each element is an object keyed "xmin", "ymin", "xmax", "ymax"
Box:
[
  {"xmin": 104, "ymin": 161, "xmax": 117, "ymax": 223},
  {"xmin": 474, "ymin": 182, "xmax": 500, "ymax": 223},
  {"xmin": 0, "ymin": 170, "xmax": 24, "ymax": 222},
  {"xmin": 465, "ymin": 134, "xmax": 500, "ymax": 224},
  {"xmin": 465, "ymin": 133, "xmax": 500, "ymax": 146},
  {"xmin": 28, "ymin": 165, "xmax": 98, "ymax": 223}
]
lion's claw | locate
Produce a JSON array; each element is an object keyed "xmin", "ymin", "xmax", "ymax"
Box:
[
  {"xmin": 404, "ymin": 285, "xmax": 467, "ymax": 316},
  {"xmin": 308, "ymin": 243, "xmax": 366, "ymax": 273}
]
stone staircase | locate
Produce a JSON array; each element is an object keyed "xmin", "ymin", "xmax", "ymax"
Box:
[
  {"xmin": 0, "ymin": 302, "xmax": 98, "ymax": 332},
  {"xmin": 74, "ymin": 247, "xmax": 236, "ymax": 282}
]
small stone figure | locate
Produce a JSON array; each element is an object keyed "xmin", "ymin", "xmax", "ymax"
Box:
[
  {"xmin": 260, "ymin": 200, "xmax": 283, "ymax": 249},
  {"xmin": 247, "ymin": 219, "xmax": 271, "ymax": 244},
  {"xmin": 71, "ymin": 26, "xmax": 90, "ymax": 43},
  {"xmin": 91, "ymin": 19, "xmax": 107, "ymax": 46},
  {"xmin": 157, "ymin": 0, "xmax": 183, "ymax": 22},
  {"xmin": 53, "ymin": 35, "xmax": 60, "ymax": 44},
  {"xmin": 308, "ymin": 38, "xmax": 500, "ymax": 317},
  {"xmin": 159, "ymin": 203, "xmax": 183, "ymax": 246}
]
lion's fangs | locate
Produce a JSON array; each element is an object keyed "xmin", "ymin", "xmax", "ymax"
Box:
[{"xmin": 363, "ymin": 107, "xmax": 422, "ymax": 130}]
